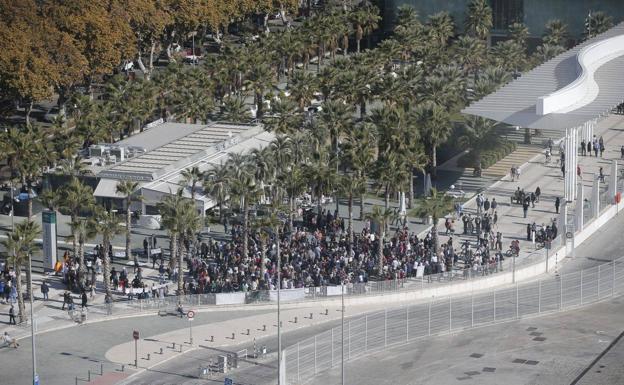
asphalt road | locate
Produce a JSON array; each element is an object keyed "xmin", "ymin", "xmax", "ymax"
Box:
[{"xmin": 0, "ymin": 309, "xmax": 272, "ymax": 385}]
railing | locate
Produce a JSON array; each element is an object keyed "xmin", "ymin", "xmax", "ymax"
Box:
[{"xmin": 283, "ymin": 255, "xmax": 624, "ymax": 384}]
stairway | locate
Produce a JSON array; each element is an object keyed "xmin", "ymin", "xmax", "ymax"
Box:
[{"xmin": 483, "ymin": 125, "xmax": 564, "ymax": 178}]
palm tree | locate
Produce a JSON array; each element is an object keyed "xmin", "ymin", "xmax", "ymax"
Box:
[
  {"xmin": 228, "ymin": 164, "xmax": 261, "ymax": 261},
  {"xmin": 508, "ymin": 22, "xmax": 529, "ymax": 50},
  {"xmin": 411, "ymin": 188, "xmax": 454, "ymax": 256},
  {"xmin": 94, "ymin": 208, "xmax": 123, "ymax": 298},
  {"xmin": 339, "ymin": 173, "xmax": 366, "ymax": 251},
  {"xmin": 70, "ymin": 218, "xmax": 97, "ymax": 287},
  {"xmin": 543, "ymin": 19, "xmax": 568, "ymax": 47},
  {"xmin": 116, "ymin": 180, "xmax": 140, "ymax": 261},
  {"xmin": 584, "ymin": 11, "xmax": 613, "ymax": 39},
  {"xmin": 244, "ymin": 61, "xmax": 274, "ymax": 119},
  {"xmin": 427, "ymin": 12, "xmax": 455, "ymax": 48},
  {"xmin": 351, "ymin": 5, "xmax": 380, "ymax": 53},
  {"xmin": 59, "ymin": 177, "xmax": 95, "ymax": 258},
  {"xmin": 491, "ymin": 40, "xmax": 527, "ymax": 73},
  {"xmin": 263, "ymin": 97, "xmax": 303, "ymax": 136},
  {"xmin": 533, "ymin": 44, "xmax": 566, "ymax": 64},
  {"xmin": 288, "ymin": 70, "xmax": 317, "ymax": 112},
  {"xmin": 465, "ymin": 0, "xmax": 492, "ymax": 42},
  {"xmin": 414, "ymin": 102, "xmax": 452, "ymax": 179},
  {"xmin": 204, "ymin": 163, "xmax": 230, "ymax": 225},
  {"xmin": 366, "ymin": 205, "xmax": 395, "ymax": 277},
  {"xmin": 181, "ymin": 166, "xmax": 205, "ymax": 202},
  {"xmin": 1, "ymin": 220, "xmax": 40, "ymax": 322},
  {"xmin": 458, "ymin": 116, "xmax": 498, "ymax": 169},
  {"xmin": 218, "ymin": 97, "xmax": 250, "ymax": 123},
  {"xmin": 158, "ymin": 191, "xmax": 186, "ymax": 293}
]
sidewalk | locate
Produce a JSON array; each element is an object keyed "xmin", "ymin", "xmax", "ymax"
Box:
[{"xmin": 433, "ymin": 114, "xmax": 624, "ymax": 270}]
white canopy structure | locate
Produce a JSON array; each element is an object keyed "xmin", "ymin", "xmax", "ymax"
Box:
[{"xmin": 463, "ymin": 23, "xmax": 624, "ymax": 202}]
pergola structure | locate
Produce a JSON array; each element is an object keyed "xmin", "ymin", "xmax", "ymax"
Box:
[{"xmin": 463, "ymin": 23, "xmax": 624, "ymax": 207}]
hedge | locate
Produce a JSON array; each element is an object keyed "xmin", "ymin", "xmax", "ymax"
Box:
[{"xmin": 457, "ymin": 141, "xmax": 517, "ymax": 169}]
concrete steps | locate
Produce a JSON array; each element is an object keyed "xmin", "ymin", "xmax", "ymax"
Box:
[{"xmin": 483, "ymin": 144, "xmax": 542, "ymax": 177}]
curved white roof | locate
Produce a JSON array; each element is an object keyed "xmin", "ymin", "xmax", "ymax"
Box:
[{"xmin": 463, "ymin": 23, "xmax": 624, "ymax": 130}]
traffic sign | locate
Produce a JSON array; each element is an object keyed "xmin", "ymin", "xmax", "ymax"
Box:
[
  {"xmin": 566, "ymin": 231, "xmax": 573, "ymax": 239},
  {"xmin": 187, "ymin": 310, "xmax": 195, "ymax": 320},
  {"xmin": 133, "ymin": 330, "xmax": 140, "ymax": 340},
  {"xmin": 224, "ymin": 378, "xmax": 233, "ymax": 385}
]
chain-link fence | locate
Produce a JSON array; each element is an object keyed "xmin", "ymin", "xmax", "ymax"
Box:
[{"xmin": 283, "ymin": 255, "xmax": 624, "ymax": 384}]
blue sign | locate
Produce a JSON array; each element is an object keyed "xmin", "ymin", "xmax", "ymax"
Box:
[
  {"xmin": 34, "ymin": 375, "xmax": 39, "ymax": 385},
  {"xmin": 224, "ymin": 378, "xmax": 232, "ymax": 385}
]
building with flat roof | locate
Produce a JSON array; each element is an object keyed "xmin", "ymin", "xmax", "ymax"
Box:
[{"xmin": 89, "ymin": 121, "xmax": 273, "ymax": 216}]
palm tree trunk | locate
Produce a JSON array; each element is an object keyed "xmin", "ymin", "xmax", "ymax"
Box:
[
  {"xmin": 15, "ymin": 264, "xmax": 26, "ymax": 323},
  {"xmin": 169, "ymin": 234, "xmax": 176, "ymax": 270},
  {"xmin": 288, "ymin": 195, "xmax": 294, "ymax": 231},
  {"xmin": 242, "ymin": 201, "xmax": 249, "ymax": 260},
  {"xmin": 408, "ymin": 168, "xmax": 414, "ymax": 209},
  {"xmin": 78, "ymin": 240, "xmax": 85, "ymax": 287},
  {"xmin": 126, "ymin": 198, "xmax": 132, "ymax": 260},
  {"xmin": 177, "ymin": 233, "xmax": 183, "ymax": 294},
  {"xmin": 384, "ymin": 188, "xmax": 389, "ymax": 211},
  {"xmin": 347, "ymin": 193, "xmax": 353, "ymax": 251},
  {"xmin": 432, "ymin": 145, "xmax": 438, "ymax": 180},
  {"xmin": 377, "ymin": 230, "xmax": 384, "ymax": 277},
  {"xmin": 27, "ymin": 181, "xmax": 33, "ymax": 219},
  {"xmin": 359, "ymin": 193, "xmax": 365, "ymax": 220},
  {"xmin": 103, "ymin": 235, "xmax": 112, "ymax": 298},
  {"xmin": 356, "ymin": 38, "xmax": 361, "ymax": 53},
  {"xmin": 431, "ymin": 221, "xmax": 439, "ymax": 257}
]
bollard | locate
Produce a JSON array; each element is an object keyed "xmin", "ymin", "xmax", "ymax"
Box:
[
  {"xmin": 294, "ymin": 316, "xmax": 298, "ymax": 324},
  {"xmin": 246, "ymin": 328, "xmax": 250, "ymax": 335},
  {"xmin": 100, "ymin": 363, "xmax": 104, "ymax": 375},
  {"xmin": 253, "ymin": 338, "xmax": 257, "ymax": 358},
  {"xmin": 262, "ymin": 324, "xmax": 266, "ymax": 331},
  {"xmin": 147, "ymin": 353, "xmax": 151, "ymax": 361},
  {"xmin": 210, "ymin": 335, "xmax": 214, "ymax": 342},
  {"xmin": 88, "ymin": 370, "xmax": 91, "ymax": 382},
  {"xmin": 231, "ymin": 332, "xmax": 235, "ymax": 340},
  {"xmin": 159, "ymin": 347, "xmax": 163, "ymax": 354},
  {"xmin": 310, "ymin": 312, "xmax": 313, "ymax": 319},
  {"xmin": 325, "ymin": 308, "xmax": 329, "ymax": 315}
]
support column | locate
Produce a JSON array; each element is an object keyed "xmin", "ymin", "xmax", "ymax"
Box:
[
  {"xmin": 576, "ymin": 181, "xmax": 584, "ymax": 231},
  {"xmin": 564, "ymin": 128, "xmax": 578, "ymax": 202},
  {"xmin": 558, "ymin": 200, "xmax": 567, "ymax": 236},
  {"xmin": 609, "ymin": 160, "xmax": 618, "ymax": 202},
  {"xmin": 592, "ymin": 174, "xmax": 600, "ymax": 218}
]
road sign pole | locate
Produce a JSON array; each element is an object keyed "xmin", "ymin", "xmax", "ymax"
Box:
[
  {"xmin": 190, "ymin": 318, "xmax": 193, "ymax": 345},
  {"xmin": 134, "ymin": 339, "xmax": 138, "ymax": 367}
]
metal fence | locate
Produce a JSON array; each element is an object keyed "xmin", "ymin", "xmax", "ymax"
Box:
[{"xmin": 283, "ymin": 255, "xmax": 624, "ymax": 384}]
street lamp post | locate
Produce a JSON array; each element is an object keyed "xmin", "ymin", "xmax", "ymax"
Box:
[
  {"xmin": 29, "ymin": 252, "xmax": 38, "ymax": 385},
  {"xmin": 341, "ymin": 281, "xmax": 345, "ymax": 385},
  {"xmin": 276, "ymin": 226, "xmax": 282, "ymax": 385}
]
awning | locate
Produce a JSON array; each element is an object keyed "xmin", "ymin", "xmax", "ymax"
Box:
[
  {"xmin": 462, "ymin": 23, "xmax": 624, "ymax": 130},
  {"xmin": 94, "ymin": 178, "xmax": 124, "ymax": 199}
]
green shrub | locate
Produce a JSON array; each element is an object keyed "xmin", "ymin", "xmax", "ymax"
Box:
[{"xmin": 457, "ymin": 141, "xmax": 517, "ymax": 169}]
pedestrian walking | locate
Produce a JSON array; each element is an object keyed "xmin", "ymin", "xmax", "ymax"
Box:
[
  {"xmin": 493, "ymin": 211, "xmax": 498, "ymax": 226},
  {"xmin": 3, "ymin": 332, "xmax": 19, "ymax": 348},
  {"xmin": 530, "ymin": 192, "xmax": 536, "ymax": 208},
  {"xmin": 577, "ymin": 165, "xmax": 582, "ymax": 179},
  {"xmin": 491, "ymin": 198, "xmax": 497, "ymax": 214},
  {"xmin": 587, "ymin": 141, "xmax": 592, "ymax": 156},
  {"xmin": 8, "ymin": 304, "xmax": 16, "ymax": 324},
  {"xmin": 526, "ymin": 223, "xmax": 531, "ymax": 241},
  {"xmin": 522, "ymin": 200, "xmax": 529, "ymax": 218},
  {"xmin": 61, "ymin": 290, "xmax": 69, "ymax": 310},
  {"xmin": 599, "ymin": 167, "xmax": 605, "ymax": 182},
  {"xmin": 81, "ymin": 290, "xmax": 88, "ymax": 309},
  {"xmin": 561, "ymin": 164, "xmax": 565, "ymax": 177},
  {"xmin": 483, "ymin": 198, "xmax": 490, "ymax": 212},
  {"xmin": 620, "ymin": 145, "xmax": 624, "ymax": 159},
  {"xmin": 581, "ymin": 139, "xmax": 586, "ymax": 156},
  {"xmin": 535, "ymin": 187, "xmax": 541, "ymax": 203},
  {"xmin": 41, "ymin": 281, "xmax": 49, "ymax": 301},
  {"xmin": 555, "ymin": 197, "xmax": 561, "ymax": 214}
]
